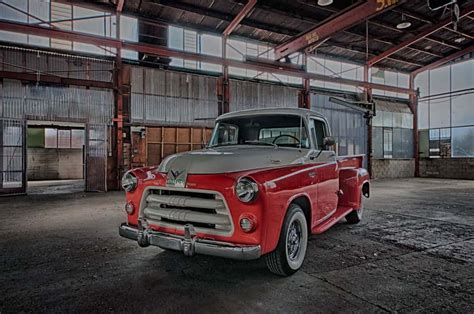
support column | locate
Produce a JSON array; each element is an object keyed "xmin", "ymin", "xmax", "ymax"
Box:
[
  {"xmin": 217, "ymin": 36, "xmax": 230, "ymax": 115},
  {"xmin": 298, "ymin": 54, "xmax": 311, "ymax": 109},
  {"xmin": 115, "ymin": 10, "xmax": 124, "ymax": 188},
  {"xmin": 364, "ymin": 65, "xmax": 373, "ymax": 178},
  {"xmin": 409, "ymin": 73, "xmax": 419, "ymax": 177}
]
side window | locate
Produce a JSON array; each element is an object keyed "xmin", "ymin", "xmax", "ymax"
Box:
[{"xmin": 311, "ymin": 119, "xmax": 327, "ymax": 149}]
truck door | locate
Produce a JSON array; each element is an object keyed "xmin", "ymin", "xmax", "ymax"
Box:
[{"xmin": 310, "ymin": 118, "xmax": 339, "ymax": 222}]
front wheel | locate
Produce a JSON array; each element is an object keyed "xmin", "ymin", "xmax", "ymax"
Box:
[{"xmin": 265, "ymin": 204, "xmax": 308, "ymax": 276}]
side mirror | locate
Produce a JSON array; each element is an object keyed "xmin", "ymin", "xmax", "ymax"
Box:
[{"xmin": 323, "ymin": 136, "xmax": 336, "ymax": 147}]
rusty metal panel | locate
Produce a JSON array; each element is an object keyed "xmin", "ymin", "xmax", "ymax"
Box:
[
  {"xmin": 229, "ymin": 80, "xmax": 299, "ymax": 112},
  {"xmin": 130, "ymin": 66, "xmax": 218, "ymax": 127},
  {"xmin": 1, "ymin": 79, "xmax": 114, "ymax": 124},
  {"xmin": 0, "ymin": 45, "xmax": 114, "ymax": 83},
  {"xmin": 310, "ymin": 93, "xmax": 367, "ymax": 157}
]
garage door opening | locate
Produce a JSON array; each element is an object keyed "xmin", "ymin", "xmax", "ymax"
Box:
[{"xmin": 26, "ymin": 122, "xmax": 85, "ymax": 195}]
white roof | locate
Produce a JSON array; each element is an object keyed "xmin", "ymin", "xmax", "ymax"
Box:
[{"xmin": 217, "ymin": 107, "xmax": 325, "ymax": 121}]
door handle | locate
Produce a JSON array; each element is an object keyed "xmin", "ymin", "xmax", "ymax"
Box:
[{"xmin": 308, "ymin": 172, "xmax": 316, "ymax": 178}]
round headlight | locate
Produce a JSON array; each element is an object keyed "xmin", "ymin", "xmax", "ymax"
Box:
[
  {"xmin": 121, "ymin": 171, "xmax": 137, "ymax": 192},
  {"xmin": 235, "ymin": 177, "xmax": 258, "ymax": 203}
]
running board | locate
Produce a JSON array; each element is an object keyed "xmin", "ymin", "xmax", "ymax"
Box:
[{"xmin": 312, "ymin": 206, "xmax": 354, "ymax": 234}]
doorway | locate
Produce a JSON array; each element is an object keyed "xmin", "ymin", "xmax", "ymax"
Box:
[{"xmin": 26, "ymin": 121, "xmax": 85, "ymax": 195}]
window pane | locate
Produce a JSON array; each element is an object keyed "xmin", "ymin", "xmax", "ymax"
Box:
[
  {"xmin": 392, "ymin": 127, "xmax": 402, "ymax": 158},
  {"xmin": 382, "ymin": 111, "xmax": 393, "ymax": 127},
  {"xmin": 452, "ymin": 126, "xmax": 474, "ymax": 157},
  {"xmin": 393, "ymin": 112, "xmax": 403, "ymax": 128},
  {"xmin": 373, "ymin": 127, "xmax": 383, "ymax": 159},
  {"xmin": 383, "ymin": 128, "xmax": 393, "ymax": 158},
  {"xmin": 44, "ymin": 128, "xmax": 57, "ymax": 148},
  {"xmin": 430, "ymin": 65, "xmax": 450, "ymax": 95},
  {"xmin": 429, "ymin": 100, "xmax": 450, "ymax": 128},
  {"xmin": 415, "ymin": 71, "xmax": 429, "ymax": 97},
  {"xmin": 418, "ymin": 102, "xmax": 429, "ymax": 129},
  {"xmin": 419, "ymin": 130, "xmax": 429, "ymax": 158},
  {"xmin": 201, "ymin": 34, "xmax": 222, "ymax": 57},
  {"xmin": 71, "ymin": 130, "xmax": 85, "ymax": 149},
  {"xmin": 451, "ymin": 94, "xmax": 473, "ymax": 127},
  {"xmin": 168, "ymin": 26, "xmax": 183, "ymax": 50},
  {"xmin": 451, "ymin": 59, "xmax": 473, "ymax": 92},
  {"xmin": 402, "ymin": 113, "xmax": 413, "ymax": 129},
  {"xmin": 58, "ymin": 130, "xmax": 71, "ymax": 148}
]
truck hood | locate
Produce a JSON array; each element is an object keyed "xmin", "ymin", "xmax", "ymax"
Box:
[{"xmin": 157, "ymin": 145, "xmax": 308, "ymax": 174}]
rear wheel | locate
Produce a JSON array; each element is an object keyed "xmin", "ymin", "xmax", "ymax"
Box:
[
  {"xmin": 345, "ymin": 192, "xmax": 364, "ymax": 224},
  {"xmin": 265, "ymin": 204, "xmax": 308, "ymax": 276}
]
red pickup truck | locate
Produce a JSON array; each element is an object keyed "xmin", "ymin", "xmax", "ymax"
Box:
[{"xmin": 119, "ymin": 108, "xmax": 370, "ymax": 276}]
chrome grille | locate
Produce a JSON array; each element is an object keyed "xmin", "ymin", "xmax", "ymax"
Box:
[{"xmin": 140, "ymin": 187, "xmax": 233, "ymax": 236}]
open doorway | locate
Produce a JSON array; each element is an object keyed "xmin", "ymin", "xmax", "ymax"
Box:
[{"xmin": 26, "ymin": 121, "xmax": 85, "ymax": 195}]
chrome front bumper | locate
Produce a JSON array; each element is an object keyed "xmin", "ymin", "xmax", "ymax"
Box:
[{"xmin": 119, "ymin": 223, "xmax": 261, "ymax": 261}]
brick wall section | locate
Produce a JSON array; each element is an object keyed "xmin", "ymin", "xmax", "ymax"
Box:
[
  {"xmin": 372, "ymin": 159, "xmax": 415, "ymax": 179},
  {"xmin": 420, "ymin": 158, "xmax": 474, "ymax": 180}
]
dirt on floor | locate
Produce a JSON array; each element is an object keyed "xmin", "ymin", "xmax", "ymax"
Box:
[{"xmin": 0, "ymin": 178, "xmax": 473, "ymax": 313}]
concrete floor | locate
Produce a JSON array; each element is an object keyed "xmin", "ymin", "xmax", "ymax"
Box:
[
  {"xmin": 27, "ymin": 179, "xmax": 84, "ymax": 195},
  {"xmin": 0, "ymin": 178, "xmax": 473, "ymax": 312}
]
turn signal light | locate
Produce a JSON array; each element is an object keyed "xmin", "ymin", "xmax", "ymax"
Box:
[
  {"xmin": 125, "ymin": 201, "xmax": 135, "ymax": 215},
  {"xmin": 239, "ymin": 216, "xmax": 257, "ymax": 233}
]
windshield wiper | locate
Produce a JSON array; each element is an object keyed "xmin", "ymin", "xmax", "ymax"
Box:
[{"xmin": 244, "ymin": 140, "xmax": 278, "ymax": 148}]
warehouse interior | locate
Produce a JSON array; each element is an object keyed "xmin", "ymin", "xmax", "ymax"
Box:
[{"xmin": 0, "ymin": 0, "xmax": 473, "ymax": 312}]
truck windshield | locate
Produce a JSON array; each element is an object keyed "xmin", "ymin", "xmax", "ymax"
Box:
[{"xmin": 208, "ymin": 115, "xmax": 309, "ymax": 149}]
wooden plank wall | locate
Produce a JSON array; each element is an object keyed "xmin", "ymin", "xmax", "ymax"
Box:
[{"xmin": 131, "ymin": 126, "xmax": 213, "ymax": 168}]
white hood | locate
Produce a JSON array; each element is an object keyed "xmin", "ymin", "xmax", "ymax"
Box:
[{"xmin": 158, "ymin": 145, "xmax": 308, "ymax": 174}]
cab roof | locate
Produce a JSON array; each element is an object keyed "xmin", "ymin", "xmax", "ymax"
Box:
[{"xmin": 217, "ymin": 107, "xmax": 325, "ymax": 121}]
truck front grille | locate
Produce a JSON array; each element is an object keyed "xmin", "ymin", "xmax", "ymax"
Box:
[{"xmin": 140, "ymin": 187, "xmax": 233, "ymax": 236}]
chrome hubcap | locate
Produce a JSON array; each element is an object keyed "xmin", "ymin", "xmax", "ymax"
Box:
[{"xmin": 287, "ymin": 221, "xmax": 302, "ymax": 261}]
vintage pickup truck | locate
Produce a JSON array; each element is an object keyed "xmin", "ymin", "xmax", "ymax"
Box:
[{"xmin": 119, "ymin": 108, "xmax": 370, "ymax": 276}]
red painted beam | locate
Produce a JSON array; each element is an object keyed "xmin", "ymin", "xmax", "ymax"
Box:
[
  {"xmin": 274, "ymin": 0, "xmax": 402, "ymax": 60},
  {"xmin": 412, "ymin": 45, "xmax": 474, "ymax": 77},
  {"xmin": 368, "ymin": 4, "xmax": 474, "ymax": 67},
  {"xmin": 223, "ymin": 0, "xmax": 257, "ymax": 36},
  {"xmin": 0, "ymin": 20, "xmax": 416, "ymax": 95},
  {"xmin": 117, "ymin": 0, "xmax": 125, "ymax": 13}
]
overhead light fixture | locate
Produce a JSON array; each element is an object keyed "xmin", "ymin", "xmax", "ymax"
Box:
[
  {"xmin": 318, "ymin": 0, "xmax": 333, "ymax": 6},
  {"xmin": 425, "ymin": 45, "xmax": 432, "ymax": 50},
  {"xmin": 454, "ymin": 37, "xmax": 465, "ymax": 43},
  {"xmin": 396, "ymin": 14, "xmax": 412, "ymax": 29}
]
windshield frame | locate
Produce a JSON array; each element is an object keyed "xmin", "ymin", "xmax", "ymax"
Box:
[{"xmin": 208, "ymin": 113, "xmax": 311, "ymax": 149}]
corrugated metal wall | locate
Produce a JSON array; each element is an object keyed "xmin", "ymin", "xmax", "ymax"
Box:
[
  {"xmin": 229, "ymin": 80, "xmax": 299, "ymax": 111},
  {"xmin": 0, "ymin": 45, "xmax": 114, "ymax": 83},
  {"xmin": 0, "ymin": 80, "xmax": 114, "ymax": 124},
  {"xmin": 311, "ymin": 93, "xmax": 367, "ymax": 157},
  {"xmin": 131, "ymin": 67, "xmax": 218, "ymax": 126}
]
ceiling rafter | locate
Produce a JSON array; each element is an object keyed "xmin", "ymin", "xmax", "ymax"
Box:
[
  {"xmin": 223, "ymin": 0, "xmax": 257, "ymax": 36},
  {"xmin": 367, "ymin": 4, "xmax": 474, "ymax": 67}
]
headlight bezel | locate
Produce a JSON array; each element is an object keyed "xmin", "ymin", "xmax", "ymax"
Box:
[
  {"xmin": 235, "ymin": 177, "xmax": 259, "ymax": 203},
  {"xmin": 121, "ymin": 171, "xmax": 138, "ymax": 192}
]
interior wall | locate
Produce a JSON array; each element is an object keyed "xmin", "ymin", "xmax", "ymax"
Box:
[
  {"xmin": 420, "ymin": 158, "xmax": 474, "ymax": 180},
  {"xmin": 27, "ymin": 148, "xmax": 83, "ymax": 180}
]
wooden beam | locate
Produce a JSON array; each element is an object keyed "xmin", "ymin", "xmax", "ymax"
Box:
[
  {"xmin": 367, "ymin": 4, "xmax": 474, "ymax": 67},
  {"xmin": 223, "ymin": 0, "xmax": 257, "ymax": 36}
]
